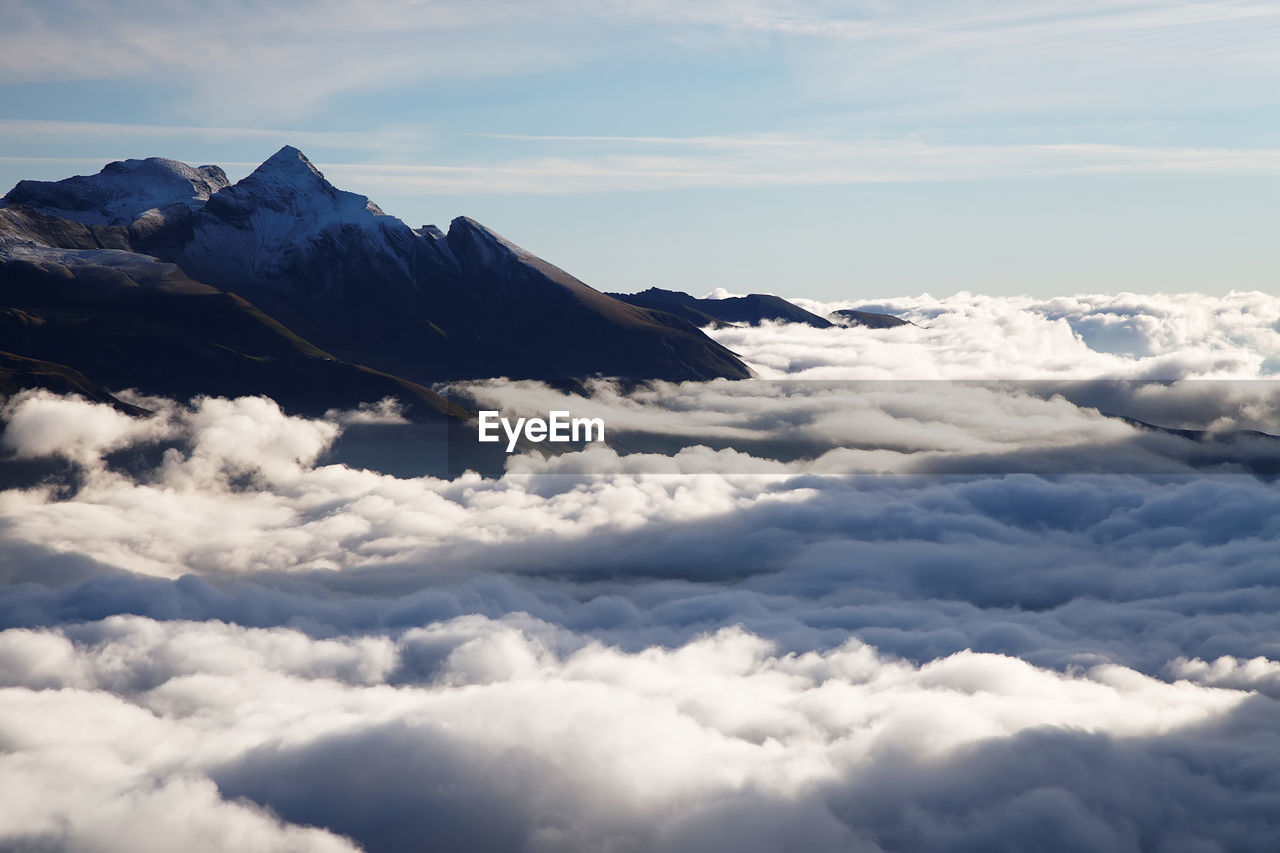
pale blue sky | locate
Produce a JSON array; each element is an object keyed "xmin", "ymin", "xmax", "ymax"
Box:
[{"xmin": 2, "ymin": 0, "xmax": 1278, "ymax": 300}]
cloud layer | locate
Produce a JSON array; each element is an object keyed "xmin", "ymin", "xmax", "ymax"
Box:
[
  {"xmin": 737, "ymin": 290, "xmax": 1280, "ymax": 380},
  {"xmin": 2, "ymin": 292, "xmax": 1279, "ymax": 850},
  {"xmin": 3, "ymin": 615, "xmax": 1276, "ymax": 852}
]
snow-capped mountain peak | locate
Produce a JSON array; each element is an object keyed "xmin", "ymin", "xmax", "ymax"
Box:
[
  {"xmin": 241, "ymin": 146, "xmax": 336, "ymax": 200},
  {"xmin": 206, "ymin": 145, "xmax": 384, "ymax": 220},
  {"xmin": 1, "ymin": 156, "xmax": 229, "ymax": 227},
  {"xmin": 259, "ymin": 145, "xmax": 324, "ymax": 179},
  {"xmin": 180, "ymin": 146, "xmax": 414, "ymax": 288}
]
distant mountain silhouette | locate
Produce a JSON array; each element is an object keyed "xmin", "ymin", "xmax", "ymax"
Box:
[
  {"xmin": 0, "ymin": 349, "xmax": 146, "ymax": 414},
  {"xmin": 608, "ymin": 287, "xmax": 834, "ymax": 328},
  {"xmin": 828, "ymin": 308, "xmax": 912, "ymax": 329}
]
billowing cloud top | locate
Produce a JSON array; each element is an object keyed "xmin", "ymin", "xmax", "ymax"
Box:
[{"xmin": 2, "ymin": 292, "xmax": 1279, "ymax": 852}]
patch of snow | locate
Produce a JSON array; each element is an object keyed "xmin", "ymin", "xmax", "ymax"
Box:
[
  {"xmin": 1, "ymin": 157, "xmax": 228, "ymax": 227},
  {"xmin": 1, "ymin": 241, "xmax": 182, "ymax": 283},
  {"xmin": 183, "ymin": 146, "xmax": 422, "ymax": 284}
]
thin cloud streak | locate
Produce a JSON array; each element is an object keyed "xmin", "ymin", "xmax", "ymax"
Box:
[
  {"xmin": 0, "ymin": 120, "xmax": 439, "ymax": 172},
  {"xmin": 324, "ymin": 141, "xmax": 1280, "ymax": 195},
  {"xmin": 7, "ymin": 130, "xmax": 1280, "ymax": 208},
  {"xmin": 9, "ymin": 129, "xmax": 1280, "ymax": 197}
]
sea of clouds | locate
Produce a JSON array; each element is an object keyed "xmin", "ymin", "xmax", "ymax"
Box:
[{"xmin": 2, "ymin": 291, "xmax": 1279, "ymax": 852}]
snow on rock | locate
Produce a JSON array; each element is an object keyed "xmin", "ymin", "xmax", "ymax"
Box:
[
  {"xmin": 181, "ymin": 146, "xmax": 414, "ymax": 285},
  {"xmin": 205, "ymin": 146, "xmax": 384, "ymax": 221},
  {"xmin": 1, "ymin": 157, "xmax": 229, "ymax": 227},
  {"xmin": 1, "ymin": 242, "xmax": 184, "ymax": 285}
]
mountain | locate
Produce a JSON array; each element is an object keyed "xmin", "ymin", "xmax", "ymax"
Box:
[
  {"xmin": 3, "ymin": 156, "xmax": 229, "ymax": 227},
  {"xmin": 3, "ymin": 146, "xmax": 748, "ymax": 386},
  {"xmin": 0, "ymin": 206, "xmax": 466, "ymax": 421},
  {"xmin": 828, "ymin": 308, "xmax": 912, "ymax": 329},
  {"xmin": 0, "ymin": 349, "xmax": 146, "ymax": 414},
  {"xmin": 1, "ymin": 146, "xmax": 752, "ymax": 415},
  {"xmin": 440, "ymin": 218, "xmax": 750, "ymax": 381},
  {"xmin": 607, "ymin": 287, "xmax": 834, "ymax": 329}
]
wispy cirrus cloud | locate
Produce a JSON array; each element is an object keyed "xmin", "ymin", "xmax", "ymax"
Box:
[
  {"xmin": 14, "ymin": 122, "xmax": 1280, "ymax": 196},
  {"xmin": 0, "ymin": 119, "xmax": 433, "ymax": 152},
  {"xmin": 2, "ymin": 1, "xmax": 1277, "ymax": 121},
  {"xmin": 321, "ymin": 138, "xmax": 1280, "ymax": 195}
]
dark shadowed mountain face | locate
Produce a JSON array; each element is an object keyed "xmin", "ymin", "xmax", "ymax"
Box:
[
  {"xmin": 0, "ymin": 349, "xmax": 145, "ymax": 414},
  {"xmin": 442, "ymin": 218, "xmax": 751, "ymax": 381},
  {"xmin": 1, "ymin": 146, "xmax": 751, "ymax": 393},
  {"xmin": 608, "ymin": 287, "xmax": 834, "ymax": 329},
  {"xmin": 0, "ymin": 209, "xmax": 467, "ymax": 422},
  {"xmin": 828, "ymin": 308, "xmax": 912, "ymax": 329}
]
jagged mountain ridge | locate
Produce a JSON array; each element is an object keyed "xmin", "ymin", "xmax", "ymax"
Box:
[{"xmin": 2, "ymin": 146, "xmax": 751, "ymax": 389}]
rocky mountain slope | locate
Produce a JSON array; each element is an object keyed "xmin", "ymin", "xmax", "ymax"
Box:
[
  {"xmin": 0, "ymin": 147, "xmax": 752, "ymax": 415},
  {"xmin": 0, "ymin": 206, "xmax": 466, "ymax": 420}
]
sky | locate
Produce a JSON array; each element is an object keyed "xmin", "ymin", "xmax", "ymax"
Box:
[
  {"xmin": 6, "ymin": 7, "xmax": 1280, "ymax": 846},
  {"xmin": 2, "ymin": 1, "xmax": 1279, "ymax": 298}
]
